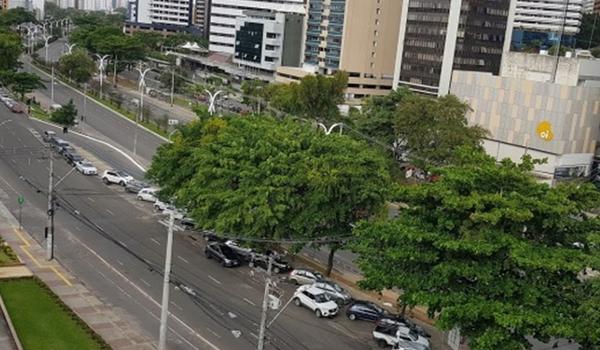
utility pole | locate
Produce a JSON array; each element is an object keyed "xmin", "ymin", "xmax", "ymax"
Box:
[
  {"xmin": 82, "ymin": 82, "xmax": 88, "ymax": 125},
  {"xmin": 257, "ymin": 256, "xmax": 273, "ymax": 350},
  {"xmin": 170, "ymin": 68, "xmax": 175, "ymax": 107},
  {"xmin": 45, "ymin": 151, "xmax": 54, "ymax": 261},
  {"xmin": 50, "ymin": 65, "xmax": 54, "ymax": 103},
  {"xmin": 158, "ymin": 210, "xmax": 175, "ymax": 350}
]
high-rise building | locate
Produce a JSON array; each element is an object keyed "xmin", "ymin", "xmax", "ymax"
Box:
[
  {"xmin": 276, "ymin": 0, "xmax": 404, "ymax": 102},
  {"xmin": 208, "ymin": 0, "xmax": 305, "ymax": 54},
  {"xmin": 511, "ymin": 0, "xmax": 583, "ymax": 48},
  {"xmin": 594, "ymin": 0, "xmax": 600, "ymax": 14},
  {"xmin": 583, "ymin": 0, "xmax": 595, "ymax": 12},
  {"xmin": 392, "ymin": 0, "xmax": 512, "ymax": 96},
  {"xmin": 125, "ymin": 0, "xmax": 207, "ymax": 36}
]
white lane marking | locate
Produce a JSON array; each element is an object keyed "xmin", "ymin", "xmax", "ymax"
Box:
[
  {"xmin": 75, "ymin": 226, "xmax": 81, "ymax": 231},
  {"xmin": 206, "ymin": 328, "xmax": 221, "ymax": 339},
  {"xmin": 250, "ymin": 332, "xmax": 258, "ymax": 339},
  {"xmin": 177, "ymin": 255, "xmax": 189, "ymax": 264},
  {"xmin": 150, "ymin": 238, "xmax": 160, "ymax": 246},
  {"xmin": 116, "ymin": 259, "xmax": 124, "ymax": 266},
  {"xmin": 17, "ymin": 137, "xmax": 21, "ymax": 142},
  {"xmin": 87, "ymin": 197, "xmax": 95, "ymax": 202},
  {"xmin": 243, "ymin": 298, "xmax": 256, "ymax": 306},
  {"xmin": 105, "ymin": 208, "xmax": 115, "ymax": 216},
  {"xmin": 73, "ymin": 239, "xmax": 212, "ymax": 350},
  {"xmin": 118, "ymin": 240, "xmax": 128, "ymax": 248},
  {"xmin": 140, "ymin": 279, "xmax": 151, "ymax": 287},
  {"xmin": 0, "ymin": 173, "xmax": 18, "ymax": 194},
  {"xmin": 170, "ymin": 301, "xmax": 183, "ymax": 311},
  {"xmin": 208, "ymin": 275, "xmax": 222, "ymax": 285},
  {"xmin": 10, "ymin": 159, "xmax": 16, "ymax": 164}
]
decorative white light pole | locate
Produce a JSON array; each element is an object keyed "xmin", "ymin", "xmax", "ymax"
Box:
[
  {"xmin": 205, "ymin": 89, "xmax": 223, "ymax": 116},
  {"xmin": 65, "ymin": 42, "xmax": 76, "ymax": 55},
  {"xmin": 317, "ymin": 122, "xmax": 344, "ymax": 135},
  {"xmin": 133, "ymin": 66, "xmax": 153, "ymax": 156},
  {"xmin": 94, "ymin": 54, "xmax": 110, "ymax": 100},
  {"xmin": 43, "ymin": 35, "xmax": 52, "ymax": 63}
]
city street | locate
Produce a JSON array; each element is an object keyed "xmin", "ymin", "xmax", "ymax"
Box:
[{"xmin": 0, "ymin": 105, "xmax": 381, "ymax": 349}]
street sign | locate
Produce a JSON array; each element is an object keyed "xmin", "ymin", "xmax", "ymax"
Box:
[
  {"xmin": 17, "ymin": 195, "xmax": 24, "ymax": 205},
  {"xmin": 168, "ymin": 119, "xmax": 179, "ymax": 126}
]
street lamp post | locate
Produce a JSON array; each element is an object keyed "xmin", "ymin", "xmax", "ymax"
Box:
[
  {"xmin": 94, "ymin": 54, "xmax": 110, "ymax": 100},
  {"xmin": 133, "ymin": 66, "xmax": 153, "ymax": 156},
  {"xmin": 65, "ymin": 42, "xmax": 76, "ymax": 55},
  {"xmin": 43, "ymin": 34, "xmax": 52, "ymax": 63},
  {"xmin": 205, "ymin": 89, "xmax": 223, "ymax": 116},
  {"xmin": 158, "ymin": 210, "xmax": 175, "ymax": 350}
]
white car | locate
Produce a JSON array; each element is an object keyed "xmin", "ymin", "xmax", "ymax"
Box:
[
  {"xmin": 137, "ymin": 188, "xmax": 157, "ymax": 202},
  {"xmin": 373, "ymin": 323, "xmax": 430, "ymax": 349},
  {"xmin": 289, "ymin": 269, "xmax": 324, "ymax": 285},
  {"xmin": 312, "ymin": 280, "xmax": 352, "ymax": 304},
  {"xmin": 293, "ymin": 285, "xmax": 339, "ymax": 318},
  {"xmin": 153, "ymin": 200, "xmax": 185, "ymax": 219},
  {"xmin": 75, "ymin": 160, "xmax": 98, "ymax": 175},
  {"xmin": 102, "ymin": 169, "xmax": 134, "ymax": 186}
]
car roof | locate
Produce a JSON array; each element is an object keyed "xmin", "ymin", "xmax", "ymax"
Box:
[{"xmin": 304, "ymin": 286, "xmax": 330, "ymax": 296}]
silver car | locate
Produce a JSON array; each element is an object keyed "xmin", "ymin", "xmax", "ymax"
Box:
[
  {"xmin": 289, "ymin": 269, "xmax": 323, "ymax": 285},
  {"xmin": 312, "ymin": 280, "xmax": 352, "ymax": 304}
]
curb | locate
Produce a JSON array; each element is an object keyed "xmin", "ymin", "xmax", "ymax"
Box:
[{"xmin": 0, "ymin": 295, "xmax": 23, "ymax": 350}]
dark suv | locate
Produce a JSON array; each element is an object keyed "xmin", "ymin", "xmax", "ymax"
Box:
[
  {"xmin": 249, "ymin": 253, "xmax": 291, "ymax": 274},
  {"xmin": 346, "ymin": 300, "xmax": 387, "ymax": 322},
  {"xmin": 64, "ymin": 151, "xmax": 84, "ymax": 165},
  {"xmin": 204, "ymin": 242, "xmax": 241, "ymax": 267}
]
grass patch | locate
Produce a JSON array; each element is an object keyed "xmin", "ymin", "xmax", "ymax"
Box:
[
  {"xmin": 30, "ymin": 105, "xmax": 51, "ymax": 122},
  {"xmin": 0, "ymin": 278, "xmax": 110, "ymax": 350},
  {"xmin": 0, "ymin": 238, "xmax": 18, "ymax": 266}
]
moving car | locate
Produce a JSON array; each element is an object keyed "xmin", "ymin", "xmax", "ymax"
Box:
[
  {"xmin": 248, "ymin": 253, "xmax": 291, "ymax": 274},
  {"xmin": 289, "ymin": 269, "xmax": 323, "ymax": 285},
  {"xmin": 102, "ymin": 170, "xmax": 134, "ymax": 186},
  {"xmin": 311, "ymin": 280, "xmax": 352, "ymax": 305},
  {"xmin": 52, "ymin": 138, "xmax": 70, "ymax": 151},
  {"xmin": 42, "ymin": 130, "xmax": 56, "ymax": 142},
  {"xmin": 224, "ymin": 240, "xmax": 254, "ymax": 261},
  {"xmin": 346, "ymin": 300, "xmax": 387, "ymax": 322},
  {"xmin": 75, "ymin": 160, "xmax": 98, "ymax": 175},
  {"xmin": 126, "ymin": 180, "xmax": 149, "ymax": 194},
  {"xmin": 136, "ymin": 187, "xmax": 157, "ymax": 202},
  {"xmin": 372, "ymin": 323, "xmax": 430, "ymax": 349},
  {"xmin": 204, "ymin": 242, "xmax": 241, "ymax": 267},
  {"xmin": 293, "ymin": 285, "xmax": 339, "ymax": 318},
  {"xmin": 64, "ymin": 151, "xmax": 84, "ymax": 166}
]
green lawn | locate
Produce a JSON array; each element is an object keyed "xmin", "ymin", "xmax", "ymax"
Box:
[
  {"xmin": 0, "ymin": 238, "xmax": 18, "ymax": 266},
  {"xmin": 0, "ymin": 278, "xmax": 109, "ymax": 350}
]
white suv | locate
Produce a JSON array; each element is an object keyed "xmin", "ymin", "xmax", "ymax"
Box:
[
  {"xmin": 102, "ymin": 170, "xmax": 134, "ymax": 186},
  {"xmin": 75, "ymin": 160, "xmax": 98, "ymax": 175},
  {"xmin": 137, "ymin": 188, "xmax": 157, "ymax": 202},
  {"xmin": 293, "ymin": 285, "xmax": 339, "ymax": 318}
]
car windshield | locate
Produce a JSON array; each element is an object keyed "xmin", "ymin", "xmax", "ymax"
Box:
[
  {"xmin": 329, "ymin": 282, "xmax": 343, "ymax": 292},
  {"xmin": 221, "ymin": 246, "xmax": 238, "ymax": 260},
  {"xmin": 81, "ymin": 161, "xmax": 93, "ymax": 166},
  {"xmin": 314, "ymin": 293, "xmax": 331, "ymax": 303},
  {"xmin": 116, "ymin": 171, "xmax": 130, "ymax": 177},
  {"xmin": 369, "ymin": 303, "xmax": 384, "ymax": 314}
]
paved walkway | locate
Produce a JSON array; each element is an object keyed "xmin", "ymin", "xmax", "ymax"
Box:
[
  {"xmin": 0, "ymin": 199, "xmax": 156, "ymax": 350},
  {"xmin": 0, "ymin": 308, "xmax": 17, "ymax": 350}
]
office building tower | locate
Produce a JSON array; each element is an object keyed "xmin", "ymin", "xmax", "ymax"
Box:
[
  {"xmin": 393, "ymin": 0, "xmax": 511, "ymax": 96},
  {"xmin": 277, "ymin": 0, "xmax": 403, "ymax": 101},
  {"xmin": 512, "ymin": 0, "xmax": 583, "ymax": 48},
  {"xmin": 583, "ymin": 0, "xmax": 595, "ymax": 12},
  {"xmin": 208, "ymin": 0, "xmax": 305, "ymax": 54},
  {"xmin": 125, "ymin": 0, "xmax": 207, "ymax": 35}
]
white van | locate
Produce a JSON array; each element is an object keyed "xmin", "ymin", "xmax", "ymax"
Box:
[{"xmin": 137, "ymin": 188, "xmax": 157, "ymax": 202}]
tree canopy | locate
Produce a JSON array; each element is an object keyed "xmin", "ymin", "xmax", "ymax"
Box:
[
  {"xmin": 576, "ymin": 13, "xmax": 600, "ymax": 49},
  {"xmin": 51, "ymin": 99, "xmax": 78, "ymax": 127},
  {"xmin": 0, "ymin": 7, "xmax": 36, "ymax": 28},
  {"xmin": 0, "ymin": 31, "xmax": 22, "ymax": 72},
  {"xmin": 266, "ymin": 71, "xmax": 348, "ymax": 123},
  {"xmin": 352, "ymin": 149, "xmax": 600, "ymax": 350},
  {"xmin": 57, "ymin": 50, "xmax": 96, "ymax": 84},
  {"xmin": 148, "ymin": 115, "xmax": 391, "ymax": 273},
  {"xmin": 7, "ymin": 71, "xmax": 43, "ymax": 100}
]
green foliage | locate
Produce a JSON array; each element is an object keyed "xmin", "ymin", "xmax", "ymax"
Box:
[
  {"xmin": 51, "ymin": 99, "xmax": 78, "ymax": 127},
  {"xmin": 576, "ymin": 13, "xmax": 600, "ymax": 49},
  {"xmin": 590, "ymin": 46, "xmax": 600, "ymax": 58},
  {"xmin": 57, "ymin": 49, "xmax": 96, "ymax": 84},
  {"xmin": 8, "ymin": 71, "xmax": 43, "ymax": 100},
  {"xmin": 548, "ymin": 44, "xmax": 568, "ymax": 56},
  {"xmin": 148, "ymin": 115, "xmax": 390, "ymax": 254},
  {"xmin": 159, "ymin": 69, "xmax": 186, "ymax": 94},
  {"xmin": 0, "ymin": 7, "xmax": 36, "ymax": 28},
  {"xmin": 241, "ymin": 79, "xmax": 268, "ymax": 104},
  {"xmin": 0, "ymin": 31, "xmax": 22, "ymax": 71},
  {"xmin": 352, "ymin": 150, "xmax": 600, "ymax": 350},
  {"xmin": 266, "ymin": 71, "xmax": 348, "ymax": 122}
]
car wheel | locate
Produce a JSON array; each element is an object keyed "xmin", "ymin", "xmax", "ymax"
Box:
[
  {"xmin": 293, "ymin": 298, "xmax": 301, "ymax": 307},
  {"xmin": 119, "ymin": 181, "xmax": 125, "ymax": 186},
  {"xmin": 137, "ymin": 196, "xmax": 142, "ymax": 201},
  {"xmin": 204, "ymin": 250, "xmax": 211, "ymax": 259},
  {"xmin": 248, "ymin": 261, "xmax": 254, "ymax": 268},
  {"xmin": 273, "ymin": 267, "xmax": 280, "ymax": 274},
  {"xmin": 377, "ymin": 339, "xmax": 387, "ymax": 348},
  {"xmin": 348, "ymin": 313, "xmax": 356, "ymax": 321},
  {"xmin": 102, "ymin": 178, "xmax": 109, "ymax": 184},
  {"xmin": 290, "ymin": 278, "xmax": 298, "ymax": 285},
  {"xmin": 315, "ymin": 309, "xmax": 322, "ymax": 318}
]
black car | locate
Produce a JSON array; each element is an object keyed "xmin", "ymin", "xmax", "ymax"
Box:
[
  {"xmin": 202, "ymin": 231, "xmax": 225, "ymax": 243},
  {"xmin": 346, "ymin": 300, "xmax": 387, "ymax": 322},
  {"xmin": 377, "ymin": 316, "xmax": 431, "ymax": 338},
  {"xmin": 58, "ymin": 145, "xmax": 75, "ymax": 156},
  {"xmin": 248, "ymin": 253, "xmax": 292, "ymax": 274},
  {"xmin": 125, "ymin": 180, "xmax": 149, "ymax": 194},
  {"xmin": 180, "ymin": 217, "xmax": 196, "ymax": 230},
  {"xmin": 204, "ymin": 242, "xmax": 241, "ymax": 267},
  {"xmin": 64, "ymin": 151, "xmax": 84, "ymax": 165}
]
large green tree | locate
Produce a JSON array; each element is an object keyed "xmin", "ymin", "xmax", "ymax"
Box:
[
  {"xmin": 51, "ymin": 99, "xmax": 78, "ymax": 127},
  {"xmin": 352, "ymin": 149, "xmax": 600, "ymax": 350},
  {"xmin": 148, "ymin": 115, "xmax": 391, "ymax": 274},
  {"xmin": 57, "ymin": 49, "xmax": 96, "ymax": 84},
  {"xmin": 8, "ymin": 72, "xmax": 43, "ymax": 100},
  {"xmin": 0, "ymin": 31, "xmax": 22, "ymax": 72},
  {"xmin": 0, "ymin": 7, "xmax": 36, "ymax": 28},
  {"xmin": 576, "ymin": 13, "xmax": 600, "ymax": 49}
]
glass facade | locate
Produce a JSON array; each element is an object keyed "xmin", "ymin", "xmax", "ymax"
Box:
[
  {"xmin": 304, "ymin": 0, "xmax": 346, "ymax": 70},
  {"xmin": 399, "ymin": 0, "xmax": 509, "ymax": 93}
]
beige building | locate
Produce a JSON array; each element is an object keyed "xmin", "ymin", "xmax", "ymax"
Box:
[
  {"xmin": 450, "ymin": 52, "xmax": 600, "ymax": 181},
  {"xmin": 275, "ymin": 0, "xmax": 403, "ymax": 103}
]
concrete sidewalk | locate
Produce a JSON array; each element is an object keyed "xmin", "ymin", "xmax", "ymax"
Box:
[{"xmin": 0, "ymin": 199, "xmax": 156, "ymax": 350}]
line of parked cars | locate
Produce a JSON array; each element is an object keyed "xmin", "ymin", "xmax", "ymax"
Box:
[
  {"xmin": 43, "ymin": 130, "xmax": 98, "ymax": 175},
  {"xmin": 0, "ymin": 91, "xmax": 26, "ymax": 113}
]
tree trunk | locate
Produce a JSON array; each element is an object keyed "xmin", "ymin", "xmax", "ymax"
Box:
[{"xmin": 325, "ymin": 246, "xmax": 337, "ymax": 277}]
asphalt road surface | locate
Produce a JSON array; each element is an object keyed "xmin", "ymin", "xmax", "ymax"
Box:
[{"xmin": 0, "ymin": 105, "xmax": 381, "ymax": 349}]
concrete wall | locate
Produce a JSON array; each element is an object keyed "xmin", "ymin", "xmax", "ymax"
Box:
[{"xmin": 451, "ymin": 70, "xmax": 600, "ymax": 158}]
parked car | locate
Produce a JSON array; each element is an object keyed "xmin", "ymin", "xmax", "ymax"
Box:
[
  {"xmin": 293, "ymin": 285, "xmax": 339, "ymax": 318},
  {"xmin": 126, "ymin": 180, "xmax": 149, "ymax": 194},
  {"xmin": 136, "ymin": 187, "xmax": 157, "ymax": 202},
  {"xmin": 372, "ymin": 323, "xmax": 430, "ymax": 349},
  {"xmin": 249, "ymin": 253, "xmax": 291, "ymax": 274},
  {"xmin": 58, "ymin": 145, "xmax": 75, "ymax": 156},
  {"xmin": 204, "ymin": 242, "xmax": 241, "ymax": 267},
  {"xmin": 203, "ymin": 231, "xmax": 225, "ymax": 242},
  {"xmin": 346, "ymin": 300, "xmax": 387, "ymax": 322},
  {"xmin": 224, "ymin": 240, "xmax": 254, "ymax": 261},
  {"xmin": 393, "ymin": 340, "xmax": 430, "ymax": 350},
  {"xmin": 102, "ymin": 170, "xmax": 134, "ymax": 186},
  {"xmin": 64, "ymin": 151, "xmax": 84, "ymax": 166},
  {"xmin": 289, "ymin": 269, "xmax": 324, "ymax": 285},
  {"xmin": 377, "ymin": 317, "xmax": 431, "ymax": 339},
  {"xmin": 52, "ymin": 138, "xmax": 69, "ymax": 151},
  {"xmin": 42, "ymin": 130, "xmax": 56, "ymax": 143},
  {"xmin": 180, "ymin": 217, "xmax": 196, "ymax": 230},
  {"xmin": 10, "ymin": 102, "xmax": 25, "ymax": 113},
  {"xmin": 312, "ymin": 280, "xmax": 352, "ymax": 305},
  {"xmin": 75, "ymin": 160, "xmax": 98, "ymax": 175}
]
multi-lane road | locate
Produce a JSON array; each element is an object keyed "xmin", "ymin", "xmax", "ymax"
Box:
[{"xmin": 1, "ymin": 62, "xmax": 383, "ymax": 349}]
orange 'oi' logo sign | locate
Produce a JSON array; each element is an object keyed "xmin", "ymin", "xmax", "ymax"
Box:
[{"xmin": 536, "ymin": 121, "xmax": 554, "ymax": 141}]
